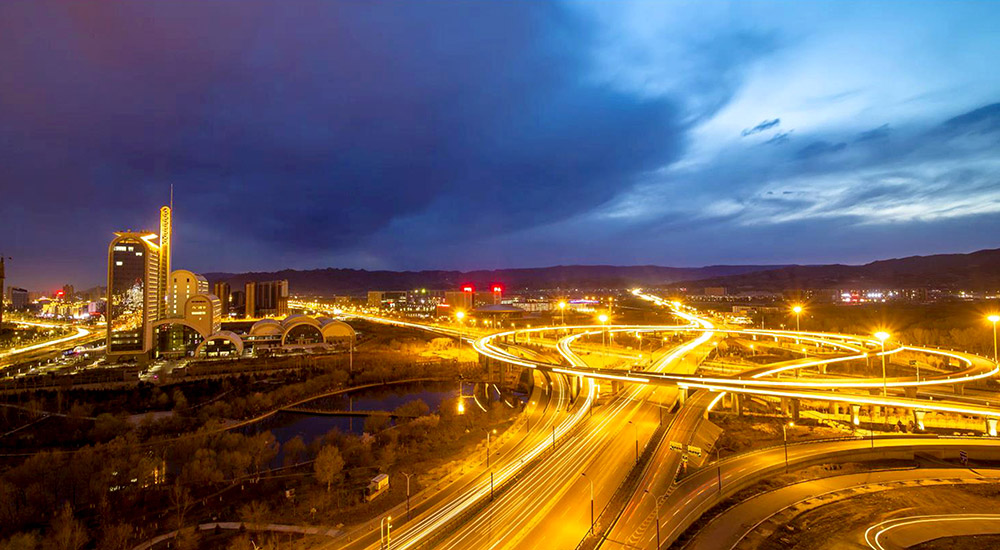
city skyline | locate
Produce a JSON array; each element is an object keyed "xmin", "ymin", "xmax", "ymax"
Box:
[{"xmin": 2, "ymin": 2, "xmax": 999, "ymax": 289}]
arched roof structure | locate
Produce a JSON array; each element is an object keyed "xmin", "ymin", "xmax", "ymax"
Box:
[
  {"xmin": 319, "ymin": 318, "xmax": 355, "ymax": 339},
  {"xmin": 249, "ymin": 319, "xmax": 283, "ymax": 336},
  {"xmin": 151, "ymin": 318, "xmax": 209, "ymax": 338},
  {"xmin": 195, "ymin": 330, "xmax": 244, "ymax": 357}
]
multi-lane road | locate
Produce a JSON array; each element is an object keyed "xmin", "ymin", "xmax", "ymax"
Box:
[{"xmin": 298, "ymin": 294, "xmax": 1000, "ymax": 550}]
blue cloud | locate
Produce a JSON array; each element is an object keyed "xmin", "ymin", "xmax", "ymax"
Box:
[{"xmin": 741, "ymin": 118, "xmax": 781, "ymax": 136}]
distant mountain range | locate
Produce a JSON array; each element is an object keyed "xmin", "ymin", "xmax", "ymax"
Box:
[
  {"xmin": 205, "ymin": 248, "xmax": 1000, "ymax": 295},
  {"xmin": 667, "ymin": 248, "xmax": 1000, "ymax": 292},
  {"xmin": 203, "ymin": 264, "xmax": 785, "ymax": 295}
]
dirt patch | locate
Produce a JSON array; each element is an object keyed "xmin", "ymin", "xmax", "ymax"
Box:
[
  {"xmin": 913, "ymin": 534, "xmax": 1000, "ymax": 550},
  {"xmin": 756, "ymin": 483, "xmax": 1000, "ymax": 550},
  {"xmin": 712, "ymin": 413, "xmax": 851, "ymax": 456}
]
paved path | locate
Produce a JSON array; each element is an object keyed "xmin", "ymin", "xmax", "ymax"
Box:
[
  {"xmin": 686, "ymin": 467, "xmax": 1000, "ymax": 550},
  {"xmin": 864, "ymin": 513, "xmax": 1000, "ymax": 549},
  {"xmin": 132, "ymin": 522, "xmax": 342, "ymax": 550}
]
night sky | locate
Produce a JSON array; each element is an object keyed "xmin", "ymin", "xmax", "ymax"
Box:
[{"xmin": 2, "ymin": 2, "xmax": 1000, "ymax": 290}]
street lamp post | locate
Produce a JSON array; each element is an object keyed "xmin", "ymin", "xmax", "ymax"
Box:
[
  {"xmin": 598, "ymin": 314, "xmax": 609, "ymax": 348},
  {"xmin": 988, "ymin": 315, "xmax": 999, "ymax": 364},
  {"xmin": 783, "ymin": 422, "xmax": 794, "ymax": 472},
  {"xmin": 559, "ymin": 301, "xmax": 567, "ymax": 326},
  {"xmin": 875, "ymin": 332, "xmax": 890, "ymax": 397},
  {"xmin": 792, "ymin": 305, "xmax": 803, "ymax": 333},
  {"xmin": 643, "ymin": 489, "xmax": 661, "ymax": 548},
  {"xmin": 483, "ymin": 428, "xmax": 497, "ymax": 469},
  {"xmin": 380, "ymin": 516, "xmax": 392, "ymax": 550},
  {"xmin": 582, "ymin": 473, "xmax": 595, "ymax": 535},
  {"xmin": 402, "ymin": 473, "xmax": 413, "ymax": 520}
]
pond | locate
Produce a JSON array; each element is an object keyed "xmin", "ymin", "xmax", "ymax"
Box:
[{"xmin": 244, "ymin": 380, "xmax": 467, "ymax": 456}]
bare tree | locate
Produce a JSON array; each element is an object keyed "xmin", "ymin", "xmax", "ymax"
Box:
[
  {"xmin": 97, "ymin": 524, "xmax": 131, "ymax": 550},
  {"xmin": 238, "ymin": 500, "xmax": 269, "ymax": 532},
  {"xmin": 169, "ymin": 482, "xmax": 192, "ymax": 530},
  {"xmin": 45, "ymin": 503, "xmax": 87, "ymax": 550}
]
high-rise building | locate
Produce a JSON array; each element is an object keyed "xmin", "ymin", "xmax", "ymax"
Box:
[
  {"xmin": 167, "ymin": 269, "xmax": 208, "ymax": 318},
  {"xmin": 106, "ymin": 231, "xmax": 161, "ymax": 360},
  {"xmin": 0, "ymin": 257, "xmax": 5, "ymax": 325},
  {"xmin": 10, "ymin": 287, "xmax": 28, "ymax": 311},
  {"xmin": 61, "ymin": 284, "xmax": 75, "ymax": 300},
  {"xmin": 245, "ymin": 281, "xmax": 257, "ymax": 318},
  {"xmin": 256, "ymin": 280, "xmax": 288, "ymax": 317},
  {"xmin": 231, "ymin": 290, "xmax": 245, "ymax": 315},
  {"xmin": 213, "ymin": 282, "xmax": 231, "ymax": 316}
]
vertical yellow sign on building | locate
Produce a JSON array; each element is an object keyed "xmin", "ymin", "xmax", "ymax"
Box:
[{"xmin": 159, "ymin": 205, "xmax": 172, "ymax": 320}]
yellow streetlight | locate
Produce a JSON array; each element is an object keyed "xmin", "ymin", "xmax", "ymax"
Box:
[
  {"xmin": 598, "ymin": 313, "xmax": 609, "ymax": 348},
  {"xmin": 783, "ymin": 421, "xmax": 795, "ymax": 471},
  {"xmin": 455, "ymin": 310, "xmax": 465, "ymax": 322},
  {"xmin": 988, "ymin": 314, "xmax": 1000, "ymax": 363},
  {"xmin": 791, "ymin": 305, "xmax": 803, "ymax": 332},
  {"xmin": 874, "ymin": 331, "xmax": 890, "ymax": 397},
  {"xmin": 558, "ymin": 301, "xmax": 567, "ymax": 325}
]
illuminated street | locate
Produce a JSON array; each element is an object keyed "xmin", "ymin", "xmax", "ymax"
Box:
[{"xmin": 2, "ymin": 2, "xmax": 999, "ymax": 548}]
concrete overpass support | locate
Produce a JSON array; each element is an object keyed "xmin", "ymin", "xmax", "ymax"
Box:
[
  {"xmin": 905, "ymin": 387, "xmax": 918, "ymax": 399},
  {"xmin": 790, "ymin": 398, "xmax": 800, "ymax": 422},
  {"xmin": 954, "ymin": 383, "xmax": 966, "ymax": 396},
  {"xmin": 851, "ymin": 404, "xmax": 861, "ymax": 426},
  {"xmin": 987, "ymin": 418, "xmax": 998, "ymax": 437},
  {"xmin": 780, "ymin": 397, "xmax": 790, "ymax": 416},
  {"xmin": 913, "ymin": 410, "xmax": 926, "ymax": 431}
]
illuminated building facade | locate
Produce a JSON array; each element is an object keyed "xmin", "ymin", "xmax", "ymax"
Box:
[
  {"xmin": 213, "ymin": 282, "xmax": 231, "ymax": 316},
  {"xmin": 243, "ymin": 279, "xmax": 288, "ymax": 318},
  {"xmin": 167, "ymin": 269, "xmax": 208, "ymax": 318},
  {"xmin": 106, "ymin": 232, "xmax": 161, "ymax": 360}
]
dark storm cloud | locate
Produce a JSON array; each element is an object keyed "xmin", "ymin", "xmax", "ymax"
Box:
[
  {"xmin": 741, "ymin": 118, "xmax": 780, "ymax": 137},
  {"xmin": 0, "ymin": 1, "xmax": 686, "ymax": 286}
]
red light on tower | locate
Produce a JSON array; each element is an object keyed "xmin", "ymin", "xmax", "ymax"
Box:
[
  {"xmin": 491, "ymin": 284, "xmax": 504, "ymax": 294},
  {"xmin": 461, "ymin": 284, "xmax": 475, "ymax": 293}
]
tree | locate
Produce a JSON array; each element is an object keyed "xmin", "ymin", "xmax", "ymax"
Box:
[
  {"xmin": 89, "ymin": 413, "xmax": 129, "ymax": 442},
  {"xmin": 314, "ymin": 445, "xmax": 345, "ymax": 492},
  {"xmin": 282, "ymin": 436, "xmax": 307, "ymax": 467},
  {"xmin": 364, "ymin": 412, "xmax": 391, "ymax": 433},
  {"xmin": 172, "ymin": 389, "xmax": 188, "ymax": 411},
  {"xmin": 97, "ymin": 524, "xmax": 131, "ymax": 550},
  {"xmin": 169, "ymin": 482, "xmax": 192, "ymax": 530},
  {"xmin": 44, "ymin": 503, "xmax": 87, "ymax": 550},
  {"xmin": 394, "ymin": 399, "xmax": 430, "ymax": 419},
  {"xmin": 238, "ymin": 500, "xmax": 269, "ymax": 531},
  {"xmin": 173, "ymin": 527, "xmax": 199, "ymax": 550},
  {"xmin": 247, "ymin": 432, "xmax": 278, "ymax": 479},
  {"xmin": 3, "ymin": 532, "xmax": 41, "ymax": 550}
]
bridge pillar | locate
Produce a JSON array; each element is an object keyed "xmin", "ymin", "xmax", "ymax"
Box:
[
  {"xmin": 851, "ymin": 404, "xmax": 861, "ymax": 426},
  {"xmin": 790, "ymin": 398, "xmax": 800, "ymax": 422},
  {"xmin": 678, "ymin": 387, "xmax": 688, "ymax": 405},
  {"xmin": 780, "ymin": 397, "xmax": 790, "ymax": 416},
  {"xmin": 954, "ymin": 383, "xmax": 966, "ymax": 396},
  {"xmin": 829, "ymin": 401, "xmax": 838, "ymax": 415},
  {"xmin": 904, "ymin": 387, "xmax": 918, "ymax": 399},
  {"xmin": 987, "ymin": 418, "xmax": 998, "ymax": 437},
  {"xmin": 733, "ymin": 393, "xmax": 742, "ymax": 416},
  {"xmin": 912, "ymin": 410, "xmax": 926, "ymax": 431}
]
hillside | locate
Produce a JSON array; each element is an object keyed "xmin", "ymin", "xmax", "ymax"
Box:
[
  {"xmin": 669, "ymin": 248, "xmax": 1000, "ymax": 292},
  {"xmin": 204, "ymin": 264, "xmax": 785, "ymax": 295}
]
